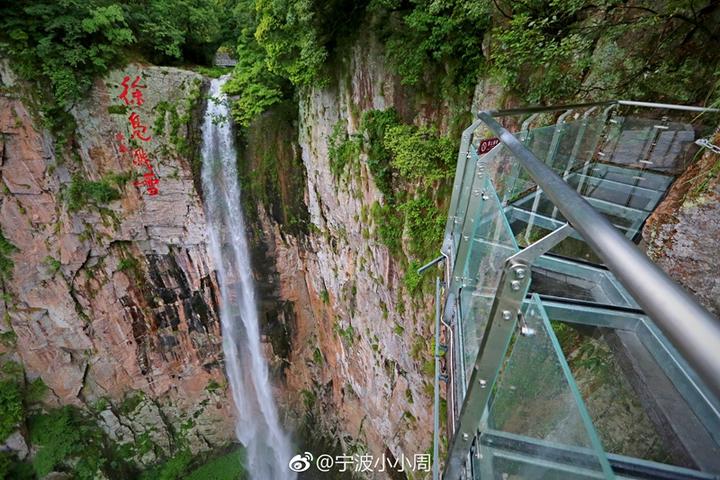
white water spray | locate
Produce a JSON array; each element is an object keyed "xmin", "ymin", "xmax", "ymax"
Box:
[{"xmin": 200, "ymin": 76, "xmax": 295, "ymax": 480}]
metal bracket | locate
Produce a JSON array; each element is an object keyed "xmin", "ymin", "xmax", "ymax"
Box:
[
  {"xmin": 695, "ymin": 138, "xmax": 720, "ymax": 155},
  {"xmin": 521, "ymin": 113, "xmax": 541, "ymax": 132},
  {"xmin": 418, "ymin": 254, "xmax": 445, "ymax": 274},
  {"xmin": 517, "ymin": 310, "xmax": 536, "ymax": 337},
  {"xmin": 510, "ymin": 223, "xmax": 575, "ymax": 265},
  {"xmin": 442, "ymin": 259, "xmax": 532, "ymax": 480}
]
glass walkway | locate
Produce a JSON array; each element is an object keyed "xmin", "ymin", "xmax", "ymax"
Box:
[{"xmin": 428, "ymin": 101, "xmax": 720, "ymax": 479}]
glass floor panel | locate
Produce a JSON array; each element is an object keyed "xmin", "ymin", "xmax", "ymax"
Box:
[
  {"xmin": 531, "ymin": 256, "xmax": 638, "ymax": 309},
  {"xmin": 543, "ymin": 300, "xmax": 720, "ymax": 474},
  {"xmin": 566, "ymin": 173, "xmax": 665, "ymax": 212},
  {"xmin": 582, "ymin": 163, "xmax": 674, "ymax": 191},
  {"xmin": 512, "ymin": 192, "xmax": 642, "ymax": 230},
  {"xmin": 507, "ymin": 211, "xmax": 605, "ymax": 264}
]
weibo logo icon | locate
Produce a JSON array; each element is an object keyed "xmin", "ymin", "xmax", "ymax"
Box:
[{"xmin": 289, "ymin": 452, "xmax": 313, "ymax": 472}]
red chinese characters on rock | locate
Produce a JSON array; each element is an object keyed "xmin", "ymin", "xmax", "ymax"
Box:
[
  {"xmin": 118, "ymin": 75, "xmax": 146, "ymax": 107},
  {"xmin": 132, "ymin": 148, "xmax": 159, "ymax": 196},
  {"xmin": 115, "ymin": 132, "xmax": 129, "ymax": 154},
  {"xmin": 116, "ymin": 72, "xmax": 159, "ymax": 196},
  {"xmin": 128, "ymin": 112, "xmax": 151, "ymax": 142}
]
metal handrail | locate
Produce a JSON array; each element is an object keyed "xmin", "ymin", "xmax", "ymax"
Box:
[
  {"xmin": 475, "ymin": 111, "xmax": 720, "ymax": 402},
  {"xmin": 486, "ymin": 99, "xmax": 719, "ymax": 117}
]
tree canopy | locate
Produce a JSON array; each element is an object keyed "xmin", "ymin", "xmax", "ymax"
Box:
[{"xmin": 0, "ymin": 0, "xmax": 222, "ymax": 109}]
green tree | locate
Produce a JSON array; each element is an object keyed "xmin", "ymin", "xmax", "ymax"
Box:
[
  {"xmin": 0, "ymin": 1, "xmax": 134, "ymax": 107},
  {"xmin": 374, "ymin": 0, "xmax": 491, "ymax": 96},
  {"xmin": 254, "ymin": 0, "xmax": 328, "ymax": 86},
  {"xmin": 222, "ymin": 0, "xmax": 288, "ymax": 126},
  {"xmin": 0, "ymin": 380, "xmax": 23, "ymax": 442},
  {"xmin": 127, "ymin": 0, "xmax": 222, "ymax": 64}
]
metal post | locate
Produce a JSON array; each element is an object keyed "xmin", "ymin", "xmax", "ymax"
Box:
[
  {"xmin": 564, "ymin": 107, "xmax": 597, "ymax": 177},
  {"xmin": 433, "ymin": 276, "xmax": 442, "ymax": 480}
]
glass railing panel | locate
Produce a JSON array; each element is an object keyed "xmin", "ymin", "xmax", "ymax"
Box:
[
  {"xmin": 510, "ymin": 124, "xmax": 558, "ymax": 201},
  {"xmin": 478, "ymin": 294, "xmax": 614, "ymax": 479},
  {"xmin": 545, "ymin": 120, "xmax": 585, "ymax": 175},
  {"xmin": 566, "ymin": 117, "xmax": 608, "ymax": 172},
  {"xmin": 457, "ymin": 160, "xmax": 520, "ymax": 387},
  {"xmin": 474, "ymin": 115, "xmax": 610, "ymax": 207},
  {"xmin": 478, "ymin": 124, "xmax": 558, "ymax": 204},
  {"xmin": 602, "ymin": 116, "xmax": 696, "ymax": 174},
  {"xmin": 449, "ymin": 149, "xmax": 480, "ymax": 258}
]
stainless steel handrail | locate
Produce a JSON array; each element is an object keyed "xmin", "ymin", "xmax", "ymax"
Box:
[
  {"xmin": 486, "ymin": 99, "xmax": 719, "ymax": 117},
  {"xmin": 617, "ymin": 100, "xmax": 720, "ymax": 113},
  {"xmin": 476, "ymin": 111, "xmax": 720, "ymax": 401},
  {"xmin": 487, "ymin": 100, "xmax": 613, "ymax": 117}
]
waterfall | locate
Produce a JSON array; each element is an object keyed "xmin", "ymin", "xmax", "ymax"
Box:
[{"xmin": 200, "ymin": 76, "xmax": 295, "ymax": 480}]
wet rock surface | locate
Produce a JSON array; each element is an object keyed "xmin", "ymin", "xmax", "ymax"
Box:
[
  {"xmin": 0, "ymin": 62, "xmax": 234, "ymax": 456},
  {"xmin": 644, "ymin": 137, "xmax": 720, "ymax": 316},
  {"xmin": 245, "ymin": 34, "xmax": 440, "ymax": 465}
]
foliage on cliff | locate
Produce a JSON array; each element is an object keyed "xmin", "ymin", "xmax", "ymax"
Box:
[
  {"xmin": 222, "ymin": 0, "xmax": 367, "ymax": 125},
  {"xmin": 373, "ymin": 0, "xmax": 491, "ymax": 97},
  {"xmin": 488, "ymin": 0, "xmax": 720, "ymax": 104},
  {"xmin": 0, "ymin": 0, "xmax": 221, "ymax": 120},
  {"xmin": 0, "ymin": 360, "xmax": 244, "ymax": 479},
  {"xmin": 0, "ymin": 229, "xmax": 18, "ymax": 282},
  {"xmin": 220, "ymin": 0, "xmax": 719, "ymax": 127},
  {"xmin": 328, "ymin": 108, "xmax": 453, "ymax": 293}
]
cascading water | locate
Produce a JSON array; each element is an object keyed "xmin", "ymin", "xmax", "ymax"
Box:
[{"xmin": 200, "ymin": 76, "xmax": 295, "ymax": 480}]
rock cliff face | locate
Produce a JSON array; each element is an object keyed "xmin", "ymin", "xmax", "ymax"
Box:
[
  {"xmin": 644, "ymin": 136, "xmax": 720, "ymax": 316},
  {"xmin": 1, "ymin": 37, "xmax": 449, "ymax": 468},
  {"xmin": 243, "ymin": 35, "xmax": 458, "ymax": 464},
  {"xmin": 0, "ymin": 61, "xmax": 234, "ymax": 459}
]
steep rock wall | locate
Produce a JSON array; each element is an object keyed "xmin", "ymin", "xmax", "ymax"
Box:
[
  {"xmin": 244, "ymin": 34, "xmax": 465, "ymax": 464},
  {"xmin": 643, "ymin": 136, "xmax": 720, "ymax": 316},
  {"xmin": 0, "ymin": 62, "xmax": 234, "ymax": 460}
]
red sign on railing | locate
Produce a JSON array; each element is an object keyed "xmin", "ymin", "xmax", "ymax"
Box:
[{"xmin": 478, "ymin": 137, "xmax": 500, "ymax": 155}]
